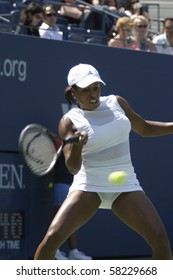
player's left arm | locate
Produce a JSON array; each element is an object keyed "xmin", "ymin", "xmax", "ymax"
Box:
[{"xmin": 116, "ymin": 95, "xmax": 173, "ymax": 137}]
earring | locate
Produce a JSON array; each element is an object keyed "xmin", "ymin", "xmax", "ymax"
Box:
[{"xmin": 72, "ymin": 94, "xmax": 77, "ymax": 100}]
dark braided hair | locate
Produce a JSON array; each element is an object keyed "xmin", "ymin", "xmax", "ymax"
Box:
[{"xmin": 64, "ymin": 85, "xmax": 78, "ymax": 105}]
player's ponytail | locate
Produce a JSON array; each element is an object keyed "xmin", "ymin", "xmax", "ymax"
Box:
[{"xmin": 64, "ymin": 86, "xmax": 77, "ymax": 105}]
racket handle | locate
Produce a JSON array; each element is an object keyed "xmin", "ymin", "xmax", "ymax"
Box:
[{"xmin": 64, "ymin": 135, "xmax": 80, "ymax": 144}]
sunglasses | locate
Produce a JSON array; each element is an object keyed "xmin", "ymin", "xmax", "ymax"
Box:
[
  {"xmin": 136, "ymin": 25, "xmax": 147, "ymax": 28},
  {"xmin": 45, "ymin": 13, "xmax": 57, "ymax": 17}
]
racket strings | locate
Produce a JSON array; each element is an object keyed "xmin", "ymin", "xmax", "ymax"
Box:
[{"xmin": 23, "ymin": 132, "xmax": 56, "ymax": 174}]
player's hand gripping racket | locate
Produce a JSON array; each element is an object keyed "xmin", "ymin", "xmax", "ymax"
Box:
[{"xmin": 19, "ymin": 123, "xmax": 79, "ymax": 176}]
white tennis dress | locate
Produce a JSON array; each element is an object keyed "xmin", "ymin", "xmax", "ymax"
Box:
[{"xmin": 64, "ymin": 95, "xmax": 143, "ymax": 208}]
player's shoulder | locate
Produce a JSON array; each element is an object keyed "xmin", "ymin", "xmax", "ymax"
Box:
[
  {"xmin": 100, "ymin": 95, "xmax": 121, "ymax": 106},
  {"xmin": 100, "ymin": 94, "xmax": 117, "ymax": 101}
]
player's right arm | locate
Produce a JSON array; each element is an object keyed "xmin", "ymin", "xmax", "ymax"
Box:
[{"xmin": 58, "ymin": 116, "xmax": 88, "ymax": 174}]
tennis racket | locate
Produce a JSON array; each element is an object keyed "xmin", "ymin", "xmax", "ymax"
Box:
[{"xmin": 18, "ymin": 123, "xmax": 79, "ymax": 176}]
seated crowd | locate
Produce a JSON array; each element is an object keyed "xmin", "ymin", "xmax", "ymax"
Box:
[
  {"xmin": 1, "ymin": 0, "xmax": 173, "ymax": 54},
  {"xmin": 108, "ymin": 15, "xmax": 156, "ymax": 52}
]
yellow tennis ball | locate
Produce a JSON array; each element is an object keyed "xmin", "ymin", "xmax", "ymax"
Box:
[
  {"xmin": 108, "ymin": 171, "xmax": 127, "ymax": 185},
  {"xmin": 48, "ymin": 182, "xmax": 54, "ymax": 189}
]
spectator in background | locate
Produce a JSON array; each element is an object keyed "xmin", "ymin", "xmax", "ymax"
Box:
[
  {"xmin": 60, "ymin": 0, "xmax": 83, "ymax": 26},
  {"xmin": 15, "ymin": 2, "xmax": 43, "ymax": 36},
  {"xmin": 101, "ymin": 0, "xmax": 127, "ymax": 35},
  {"xmin": 39, "ymin": 4, "xmax": 63, "ymax": 41},
  {"xmin": 124, "ymin": 0, "xmax": 149, "ymax": 20},
  {"xmin": 102, "ymin": 0, "xmax": 126, "ymax": 17},
  {"xmin": 132, "ymin": 15, "xmax": 156, "ymax": 52},
  {"xmin": 152, "ymin": 18, "xmax": 173, "ymax": 55},
  {"xmin": 60, "ymin": 0, "xmax": 112, "ymax": 34},
  {"xmin": 102, "ymin": 0, "xmax": 120, "ymax": 12},
  {"xmin": 83, "ymin": 0, "xmax": 113, "ymax": 34},
  {"xmin": 108, "ymin": 16, "xmax": 133, "ymax": 48},
  {"xmin": 51, "ymin": 137, "xmax": 92, "ymax": 260}
]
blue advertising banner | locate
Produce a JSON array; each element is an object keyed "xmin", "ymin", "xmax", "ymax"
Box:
[
  {"xmin": 0, "ymin": 152, "xmax": 29, "ymax": 259},
  {"xmin": 0, "ymin": 152, "xmax": 53, "ymax": 259}
]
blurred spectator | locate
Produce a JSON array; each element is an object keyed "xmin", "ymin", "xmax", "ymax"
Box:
[
  {"xmin": 84, "ymin": 0, "xmax": 113, "ymax": 33},
  {"xmin": 108, "ymin": 16, "xmax": 134, "ymax": 48},
  {"xmin": 117, "ymin": 0, "xmax": 126, "ymax": 8},
  {"xmin": 124, "ymin": 0, "xmax": 149, "ymax": 20},
  {"xmin": 102, "ymin": 0, "xmax": 126, "ymax": 16},
  {"xmin": 101, "ymin": 0, "xmax": 127, "ymax": 34},
  {"xmin": 102, "ymin": 0, "xmax": 119, "ymax": 11},
  {"xmin": 39, "ymin": 4, "xmax": 63, "ymax": 40},
  {"xmin": 132, "ymin": 15, "xmax": 156, "ymax": 52},
  {"xmin": 15, "ymin": 2, "xmax": 43, "ymax": 36},
  {"xmin": 60, "ymin": 0, "xmax": 112, "ymax": 34},
  {"xmin": 60, "ymin": 0, "xmax": 84, "ymax": 26},
  {"xmin": 82, "ymin": 0, "xmax": 107, "ymax": 31},
  {"xmin": 152, "ymin": 18, "xmax": 173, "ymax": 55}
]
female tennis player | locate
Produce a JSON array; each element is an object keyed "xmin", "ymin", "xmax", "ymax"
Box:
[{"xmin": 34, "ymin": 63, "xmax": 172, "ymax": 259}]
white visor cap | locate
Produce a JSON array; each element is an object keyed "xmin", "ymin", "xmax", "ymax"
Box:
[{"xmin": 67, "ymin": 63, "xmax": 106, "ymax": 88}]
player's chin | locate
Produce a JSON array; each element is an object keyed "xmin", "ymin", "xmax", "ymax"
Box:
[
  {"xmin": 89, "ymin": 101, "xmax": 100, "ymax": 110},
  {"xmin": 82, "ymin": 101, "xmax": 100, "ymax": 111}
]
